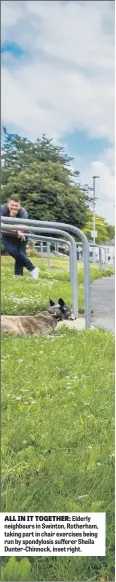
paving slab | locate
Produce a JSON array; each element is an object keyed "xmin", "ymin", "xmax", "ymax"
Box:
[{"xmin": 57, "ymin": 318, "xmax": 85, "ymax": 330}]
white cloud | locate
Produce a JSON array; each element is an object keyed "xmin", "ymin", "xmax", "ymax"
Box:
[
  {"xmin": 1, "ymin": 0, "xmax": 24, "ymax": 31},
  {"xmin": 59, "ymin": 144, "xmax": 115, "ymax": 224},
  {"xmin": 1, "ymin": 0, "xmax": 115, "ymax": 223},
  {"xmin": 79, "ymin": 152, "xmax": 115, "ymax": 224},
  {"xmin": 1, "ymin": 57, "xmax": 114, "ymax": 142},
  {"xmin": 1, "ymin": 0, "xmax": 115, "ymax": 142}
]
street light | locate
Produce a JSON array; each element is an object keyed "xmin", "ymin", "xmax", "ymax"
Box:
[{"xmin": 92, "ymin": 175, "xmax": 99, "ymax": 246}]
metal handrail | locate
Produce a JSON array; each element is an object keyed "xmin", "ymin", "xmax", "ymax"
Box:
[
  {"xmin": 27, "ymin": 234, "xmax": 72, "ymax": 280},
  {"xmin": 1, "ymin": 224, "xmax": 78, "ymax": 319},
  {"xmin": 1, "ymin": 217, "xmax": 90, "ymax": 327}
]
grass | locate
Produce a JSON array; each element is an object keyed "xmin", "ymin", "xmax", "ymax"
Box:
[
  {"xmin": 1, "ymin": 254, "xmax": 114, "ymax": 315},
  {"xmin": 1, "ymin": 256, "xmax": 115, "ymax": 581}
]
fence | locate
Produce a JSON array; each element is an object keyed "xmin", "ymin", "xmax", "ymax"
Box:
[
  {"xmin": 1, "ymin": 223, "xmax": 78, "ymax": 319},
  {"xmin": 76, "ymin": 242, "xmax": 102, "ymax": 272},
  {"xmin": 1, "ymin": 217, "xmax": 91, "ymax": 328},
  {"xmin": 28, "ymin": 234, "xmax": 73, "ymax": 280},
  {"xmin": 76, "ymin": 242, "xmax": 115, "ymax": 270}
]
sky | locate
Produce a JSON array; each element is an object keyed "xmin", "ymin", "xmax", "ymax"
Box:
[{"xmin": 1, "ymin": 0, "xmax": 115, "ymax": 225}]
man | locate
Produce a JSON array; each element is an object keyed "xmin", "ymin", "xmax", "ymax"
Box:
[{"xmin": 1, "ymin": 196, "xmax": 39, "ymax": 279}]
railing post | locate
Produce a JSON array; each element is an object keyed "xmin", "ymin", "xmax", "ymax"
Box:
[
  {"xmin": 47, "ymin": 242, "xmax": 51, "ymax": 269},
  {"xmin": 99, "ymin": 246, "xmax": 102, "ymax": 273},
  {"xmin": 83, "ymin": 238, "xmax": 91, "ymax": 328},
  {"xmin": 40, "ymin": 241, "xmax": 44, "ymax": 265},
  {"xmin": 1, "ymin": 222, "xmax": 78, "ymax": 319},
  {"xmin": 1, "ymin": 218, "xmax": 90, "ymax": 326}
]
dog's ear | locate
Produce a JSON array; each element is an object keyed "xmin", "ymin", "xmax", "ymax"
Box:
[
  {"xmin": 49, "ymin": 299, "xmax": 55, "ymax": 306},
  {"xmin": 58, "ymin": 298, "xmax": 65, "ymax": 308}
]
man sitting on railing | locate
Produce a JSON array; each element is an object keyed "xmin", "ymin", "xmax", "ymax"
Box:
[{"xmin": 1, "ymin": 195, "xmax": 39, "ymax": 279}]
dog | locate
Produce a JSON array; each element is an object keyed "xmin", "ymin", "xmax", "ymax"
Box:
[
  {"xmin": 48, "ymin": 298, "xmax": 75, "ymax": 321},
  {"xmin": 1, "ymin": 298, "xmax": 75, "ymax": 336}
]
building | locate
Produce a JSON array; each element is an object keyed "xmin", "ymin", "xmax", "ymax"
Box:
[{"xmin": 77, "ymin": 239, "xmax": 115, "ymax": 265}]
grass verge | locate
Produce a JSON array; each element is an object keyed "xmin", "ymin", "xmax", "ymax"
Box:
[
  {"xmin": 1, "ymin": 255, "xmax": 114, "ymax": 315},
  {"xmin": 1, "ymin": 328, "xmax": 115, "ymax": 581},
  {"xmin": 1, "ymin": 257, "xmax": 115, "ymax": 581}
]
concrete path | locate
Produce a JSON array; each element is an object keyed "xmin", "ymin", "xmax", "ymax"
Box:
[
  {"xmin": 91, "ymin": 275, "xmax": 115, "ymax": 332},
  {"xmin": 57, "ymin": 276, "xmax": 115, "ymax": 333}
]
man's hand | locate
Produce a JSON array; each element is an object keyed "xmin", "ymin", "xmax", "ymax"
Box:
[
  {"xmin": 1, "ymin": 222, "xmax": 17, "ymax": 236},
  {"xmin": 17, "ymin": 230, "xmax": 26, "ymax": 241},
  {"xmin": 1, "ymin": 219, "xmax": 26, "ymax": 240}
]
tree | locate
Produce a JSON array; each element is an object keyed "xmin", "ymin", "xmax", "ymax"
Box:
[
  {"xmin": 105, "ymin": 223, "xmax": 115, "ymax": 241},
  {"xmin": 83, "ymin": 211, "xmax": 113, "ymax": 244},
  {"xmin": 1, "ymin": 129, "xmax": 90, "ymax": 230},
  {"xmin": 2, "ymin": 128, "xmax": 74, "ymax": 172}
]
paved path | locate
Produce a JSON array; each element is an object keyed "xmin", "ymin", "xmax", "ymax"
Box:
[{"xmin": 91, "ymin": 275, "xmax": 115, "ymax": 332}]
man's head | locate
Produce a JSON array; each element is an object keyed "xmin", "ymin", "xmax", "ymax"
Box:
[{"xmin": 8, "ymin": 196, "xmax": 20, "ymax": 216}]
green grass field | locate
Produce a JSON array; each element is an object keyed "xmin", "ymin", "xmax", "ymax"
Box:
[
  {"xmin": 1, "ymin": 254, "xmax": 114, "ymax": 315},
  {"xmin": 1, "ymin": 256, "xmax": 115, "ymax": 581}
]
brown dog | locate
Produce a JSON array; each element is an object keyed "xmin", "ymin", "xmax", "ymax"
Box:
[{"xmin": 1, "ymin": 298, "xmax": 75, "ymax": 336}]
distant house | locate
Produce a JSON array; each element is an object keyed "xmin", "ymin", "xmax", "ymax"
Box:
[
  {"xmin": 90, "ymin": 240, "xmax": 115, "ymax": 265},
  {"xmin": 77, "ymin": 238, "xmax": 115, "ymax": 265}
]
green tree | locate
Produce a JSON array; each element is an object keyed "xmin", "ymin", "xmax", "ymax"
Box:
[
  {"xmin": 105, "ymin": 223, "xmax": 115, "ymax": 241},
  {"xmin": 83, "ymin": 211, "xmax": 112, "ymax": 243},
  {"xmin": 2, "ymin": 128, "xmax": 74, "ymax": 172},
  {"xmin": 1, "ymin": 129, "xmax": 90, "ymax": 229}
]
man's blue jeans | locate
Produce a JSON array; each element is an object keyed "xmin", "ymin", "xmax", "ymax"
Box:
[{"xmin": 2, "ymin": 235, "xmax": 35, "ymax": 276}]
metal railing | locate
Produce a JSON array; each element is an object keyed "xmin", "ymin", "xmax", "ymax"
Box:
[
  {"xmin": 27, "ymin": 234, "xmax": 73, "ymax": 280},
  {"xmin": 1, "ymin": 217, "xmax": 91, "ymax": 327},
  {"xmin": 76, "ymin": 242, "xmax": 102, "ymax": 272},
  {"xmin": 1, "ymin": 223, "xmax": 78, "ymax": 319},
  {"xmin": 76, "ymin": 241, "xmax": 115, "ymax": 270}
]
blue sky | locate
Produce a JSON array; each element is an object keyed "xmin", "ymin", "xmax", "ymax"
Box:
[
  {"xmin": 1, "ymin": 41, "xmax": 25, "ymax": 57},
  {"xmin": 1, "ymin": 0, "xmax": 115, "ymax": 224}
]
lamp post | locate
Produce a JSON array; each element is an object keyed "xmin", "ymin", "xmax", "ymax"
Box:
[{"xmin": 92, "ymin": 175, "xmax": 99, "ymax": 244}]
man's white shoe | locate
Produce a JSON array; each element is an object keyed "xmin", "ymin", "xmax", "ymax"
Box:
[{"xmin": 31, "ymin": 267, "xmax": 39, "ymax": 280}]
